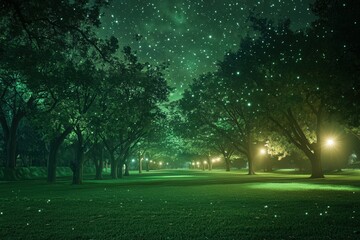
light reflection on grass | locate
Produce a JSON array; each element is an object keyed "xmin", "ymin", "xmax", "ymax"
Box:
[
  {"xmin": 246, "ymin": 182, "xmax": 360, "ymax": 191},
  {"xmin": 142, "ymin": 175, "xmax": 198, "ymax": 178}
]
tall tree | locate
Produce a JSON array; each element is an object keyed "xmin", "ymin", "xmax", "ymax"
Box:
[
  {"xmin": 0, "ymin": 0, "xmax": 116, "ymax": 180},
  {"xmin": 180, "ymin": 71, "xmax": 263, "ymax": 175},
  {"xmin": 229, "ymin": 16, "xmax": 348, "ymax": 178},
  {"xmin": 311, "ymin": 0, "xmax": 360, "ymax": 139},
  {"xmin": 101, "ymin": 47, "xmax": 170, "ymax": 179}
]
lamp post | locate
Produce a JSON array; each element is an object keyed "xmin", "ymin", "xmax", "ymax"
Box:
[
  {"xmin": 145, "ymin": 158, "xmax": 149, "ymax": 172},
  {"xmin": 259, "ymin": 147, "xmax": 271, "ymax": 172},
  {"xmin": 324, "ymin": 137, "xmax": 340, "ymax": 171}
]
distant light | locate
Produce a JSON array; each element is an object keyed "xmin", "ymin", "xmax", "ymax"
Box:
[
  {"xmin": 212, "ymin": 157, "xmax": 220, "ymax": 163},
  {"xmin": 260, "ymin": 148, "xmax": 266, "ymax": 155},
  {"xmin": 131, "ymin": 159, "xmax": 135, "ymax": 163},
  {"xmin": 326, "ymin": 138, "xmax": 335, "ymax": 147}
]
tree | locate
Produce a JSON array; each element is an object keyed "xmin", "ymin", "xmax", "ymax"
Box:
[
  {"xmin": 311, "ymin": 0, "xmax": 360, "ymax": 139},
  {"xmin": 0, "ymin": 47, "xmax": 58, "ymax": 179},
  {"xmin": 0, "ymin": 0, "xmax": 116, "ymax": 180},
  {"xmin": 66, "ymin": 59, "xmax": 105, "ymax": 184},
  {"xmin": 101, "ymin": 47, "xmax": 170, "ymax": 179},
  {"xmin": 228, "ymin": 16, "xmax": 348, "ymax": 178},
  {"xmin": 172, "ymin": 103, "xmax": 236, "ymax": 171},
  {"xmin": 180, "ymin": 65, "xmax": 265, "ymax": 175}
]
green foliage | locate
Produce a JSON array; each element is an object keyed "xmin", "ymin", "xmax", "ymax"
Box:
[
  {"xmin": 0, "ymin": 1, "xmax": 171, "ymax": 183},
  {"xmin": 311, "ymin": 0, "xmax": 360, "ymax": 136}
]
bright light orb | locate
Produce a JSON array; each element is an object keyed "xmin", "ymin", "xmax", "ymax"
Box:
[
  {"xmin": 260, "ymin": 148, "xmax": 266, "ymax": 155},
  {"xmin": 326, "ymin": 138, "xmax": 335, "ymax": 147}
]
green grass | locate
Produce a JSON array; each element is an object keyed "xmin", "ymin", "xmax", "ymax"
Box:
[{"xmin": 1, "ymin": 169, "xmax": 360, "ymax": 240}]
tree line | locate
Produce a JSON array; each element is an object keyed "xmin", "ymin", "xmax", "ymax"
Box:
[
  {"xmin": 177, "ymin": 0, "xmax": 359, "ymax": 178},
  {"xmin": 1, "ymin": 0, "xmax": 359, "ymax": 182},
  {"xmin": 0, "ymin": 0, "xmax": 171, "ymax": 183}
]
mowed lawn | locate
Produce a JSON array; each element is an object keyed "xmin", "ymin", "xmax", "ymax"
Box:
[{"xmin": 1, "ymin": 170, "xmax": 360, "ymax": 240}]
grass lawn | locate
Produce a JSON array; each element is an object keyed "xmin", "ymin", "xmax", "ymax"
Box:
[{"xmin": 0, "ymin": 169, "xmax": 360, "ymax": 240}]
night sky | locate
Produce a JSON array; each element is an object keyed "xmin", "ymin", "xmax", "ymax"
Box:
[{"xmin": 98, "ymin": 0, "xmax": 315, "ymax": 100}]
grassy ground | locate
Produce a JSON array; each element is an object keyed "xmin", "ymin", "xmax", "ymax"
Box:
[{"xmin": 0, "ymin": 169, "xmax": 360, "ymax": 240}]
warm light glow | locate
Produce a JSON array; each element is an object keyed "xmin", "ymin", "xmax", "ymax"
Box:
[
  {"xmin": 260, "ymin": 148, "xmax": 266, "ymax": 155},
  {"xmin": 211, "ymin": 157, "xmax": 220, "ymax": 163},
  {"xmin": 326, "ymin": 138, "xmax": 335, "ymax": 147}
]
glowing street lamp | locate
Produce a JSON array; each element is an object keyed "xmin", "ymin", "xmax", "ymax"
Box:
[
  {"xmin": 259, "ymin": 148, "xmax": 266, "ymax": 155},
  {"xmin": 326, "ymin": 138, "xmax": 335, "ymax": 147}
]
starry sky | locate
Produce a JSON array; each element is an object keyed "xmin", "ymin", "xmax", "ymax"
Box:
[{"xmin": 98, "ymin": 0, "xmax": 315, "ymax": 101}]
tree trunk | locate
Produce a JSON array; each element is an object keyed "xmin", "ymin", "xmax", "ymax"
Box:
[
  {"xmin": 47, "ymin": 127, "xmax": 72, "ymax": 183},
  {"xmin": 245, "ymin": 135, "xmax": 255, "ymax": 175},
  {"xmin": 6, "ymin": 130, "xmax": 17, "ymax": 169},
  {"xmin": 306, "ymin": 142, "xmax": 325, "ymax": 178},
  {"xmin": 146, "ymin": 160, "xmax": 149, "ymax": 172},
  {"xmin": 265, "ymin": 156, "xmax": 273, "ymax": 172},
  {"xmin": 310, "ymin": 156, "xmax": 324, "ymax": 178},
  {"xmin": 94, "ymin": 146, "xmax": 103, "ymax": 180},
  {"xmin": 124, "ymin": 162, "xmax": 130, "ymax": 176},
  {"xmin": 95, "ymin": 161, "xmax": 103, "ymax": 180},
  {"xmin": 247, "ymin": 154, "xmax": 255, "ymax": 175},
  {"xmin": 3, "ymin": 116, "xmax": 22, "ymax": 180},
  {"xmin": 118, "ymin": 160, "xmax": 124, "ymax": 178},
  {"xmin": 138, "ymin": 158, "xmax": 142, "ymax": 173},
  {"xmin": 225, "ymin": 158, "xmax": 230, "ymax": 172},
  {"xmin": 109, "ymin": 151, "xmax": 117, "ymax": 179},
  {"xmin": 207, "ymin": 156, "xmax": 212, "ymax": 171},
  {"xmin": 72, "ymin": 159, "xmax": 83, "ymax": 184},
  {"xmin": 94, "ymin": 143, "xmax": 103, "ymax": 179},
  {"xmin": 71, "ymin": 130, "xmax": 84, "ymax": 185}
]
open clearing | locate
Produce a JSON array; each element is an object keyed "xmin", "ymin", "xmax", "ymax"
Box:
[{"xmin": 1, "ymin": 170, "xmax": 360, "ymax": 240}]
